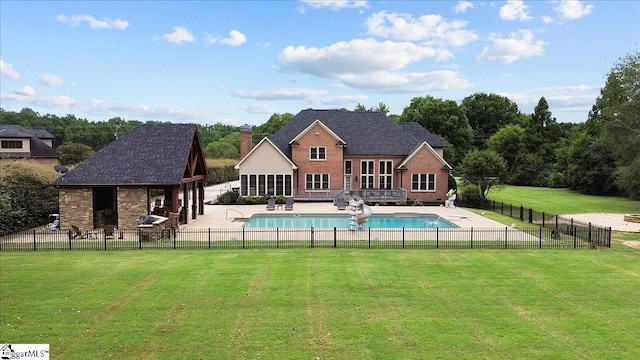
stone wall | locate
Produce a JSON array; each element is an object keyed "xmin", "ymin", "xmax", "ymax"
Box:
[
  {"xmin": 59, "ymin": 187, "xmax": 93, "ymax": 230},
  {"xmin": 117, "ymin": 187, "xmax": 148, "ymax": 229}
]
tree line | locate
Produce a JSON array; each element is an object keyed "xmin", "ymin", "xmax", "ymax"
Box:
[{"xmin": 1, "ymin": 52, "xmax": 637, "ymax": 200}]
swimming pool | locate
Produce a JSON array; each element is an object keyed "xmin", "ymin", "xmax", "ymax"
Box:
[{"xmin": 243, "ymin": 214, "xmax": 458, "ymax": 229}]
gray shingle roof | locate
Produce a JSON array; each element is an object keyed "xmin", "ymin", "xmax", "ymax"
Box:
[
  {"xmin": 55, "ymin": 124, "xmax": 201, "ymax": 186},
  {"xmin": 0, "ymin": 125, "xmax": 60, "ymax": 159},
  {"xmin": 268, "ymin": 109, "xmax": 443, "ymax": 158},
  {"xmin": 397, "ymin": 122, "xmax": 445, "ymax": 148}
]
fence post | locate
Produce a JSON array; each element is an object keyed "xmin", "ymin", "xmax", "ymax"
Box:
[
  {"xmin": 104, "ymin": 230, "xmax": 107, "ymax": 251},
  {"xmin": 555, "ymin": 215, "xmax": 559, "ymax": 231},
  {"xmin": 529, "ymin": 209, "xmax": 533, "ymax": 223},
  {"xmin": 519, "ymin": 206, "xmax": 524, "ymax": 221},
  {"xmin": 436, "ymin": 227, "xmax": 439, "ymax": 248},
  {"xmin": 504, "ymin": 227, "xmax": 508, "ymax": 249},
  {"xmin": 33, "ymin": 229, "xmax": 37, "ymax": 251},
  {"xmin": 542, "ymin": 212, "xmax": 545, "ymax": 228},
  {"xmin": 574, "ymin": 230, "xmax": 577, "ymax": 248},
  {"xmin": 573, "ymin": 226, "xmax": 577, "ymax": 247},
  {"xmin": 588, "ymin": 222, "xmax": 592, "ymax": 244},
  {"xmin": 173, "ymin": 229, "xmax": 177, "ymax": 249},
  {"xmin": 608, "ymin": 227, "xmax": 612, "ymax": 248},
  {"xmin": 334, "ymin": 227, "xmax": 337, "ymax": 248},
  {"xmin": 68, "ymin": 230, "xmax": 72, "ymax": 251},
  {"xmin": 242, "ymin": 228, "xmax": 245, "ymax": 249},
  {"xmin": 539, "ymin": 227, "xmax": 542, "ymax": 248},
  {"xmin": 208, "ymin": 228, "xmax": 211, "ymax": 249},
  {"xmin": 311, "ymin": 227, "xmax": 314, "ymax": 248},
  {"xmin": 368, "ymin": 228, "xmax": 371, "ymax": 248},
  {"xmin": 509, "ymin": 203, "xmax": 513, "ymax": 217},
  {"xmin": 402, "ymin": 227, "xmax": 405, "ymax": 249},
  {"xmin": 470, "ymin": 227, "xmax": 473, "ymax": 249},
  {"xmin": 276, "ymin": 228, "xmax": 279, "ymax": 248},
  {"xmin": 500, "ymin": 201, "xmax": 503, "ymax": 214}
]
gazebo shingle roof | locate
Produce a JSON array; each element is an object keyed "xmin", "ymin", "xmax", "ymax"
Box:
[{"xmin": 55, "ymin": 124, "xmax": 199, "ymax": 186}]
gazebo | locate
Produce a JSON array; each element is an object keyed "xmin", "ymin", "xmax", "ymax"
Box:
[{"xmin": 54, "ymin": 124, "xmax": 208, "ymax": 230}]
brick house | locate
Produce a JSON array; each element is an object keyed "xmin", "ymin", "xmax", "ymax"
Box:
[
  {"xmin": 53, "ymin": 124, "xmax": 208, "ymax": 230},
  {"xmin": 0, "ymin": 125, "xmax": 60, "ymax": 167},
  {"xmin": 235, "ymin": 109, "xmax": 452, "ymax": 204}
]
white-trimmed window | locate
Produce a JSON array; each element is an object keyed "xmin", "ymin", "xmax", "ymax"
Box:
[
  {"xmin": 411, "ymin": 173, "xmax": 436, "ymax": 192},
  {"xmin": 379, "ymin": 160, "xmax": 393, "ymax": 190},
  {"xmin": 309, "ymin": 147, "xmax": 326, "ymax": 160},
  {"xmin": 241, "ymin": 174, "xmax": 292, "ymax": 196},
  {"xmin": 361, "ymin": 160, "xmax": 375, "ymax": 189},
  {"xmin": 305, "ymin": 173, "xmax": 330, "ymax": 190}
]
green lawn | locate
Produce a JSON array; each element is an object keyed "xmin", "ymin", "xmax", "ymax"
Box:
[
  {"xmin": 486, "ymin": 186, "xmax": 640, "ymax": 215},
  {"xmin": 1, "ymin": 249, "xmax": 639, "ymax": 359}
]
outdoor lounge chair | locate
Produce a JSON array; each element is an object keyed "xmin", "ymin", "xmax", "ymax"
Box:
[
  {"xmin": 71, "ymin": 225, "xmax": 86, "ymax": 239},
  {"xmin": 266, "ymin": 198, "xmax": 276, "ymax": 210},
  {"xmin": 336, "ymin": 196, "xmax": 346, "ymax": 210},
  {"xmin": 285, "ymin": 197, "xmax": 294, "ymax": 210}
]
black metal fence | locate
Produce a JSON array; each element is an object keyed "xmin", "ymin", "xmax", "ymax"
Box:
[
  {"xmin": 0, "ymin": 225, "xmax": 607, "ymax": 252},
  {"xmin": 456, "ymin": 196, "xmax": 611, "ymax": 248}
]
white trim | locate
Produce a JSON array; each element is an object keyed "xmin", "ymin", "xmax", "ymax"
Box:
[
  {"xmin": 398, "ymin": 141, "xmax": 452, "ymax": 170},
  {"xmin": 360, "ymin": 159, "xmax": 375, "ymax": 189},
  {"xmin": 411, "ymin": 173, "xmax": 436, "ymax": 192},
  {"xmin": 305, "ymin": 173, "xmax": 330, "ymax": 191},
  {"xmin": 289, "ymin": 119, "xmax": 346, "ymax": 145},
  {"xmin": 379, "ymin": 159, "xmax": 394, "ymax": 190},
  {"xmin": 235, "ymin": 137, "xmax": 297, "ymax": 170},
  {"xmin": 309, "ymin": 146, "xmax": 327, "ymax": 161}
]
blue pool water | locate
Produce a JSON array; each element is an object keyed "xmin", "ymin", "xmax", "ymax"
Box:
[{"xmin": 243, "ymin": 214, "xmax": 458, "ymax": 229}]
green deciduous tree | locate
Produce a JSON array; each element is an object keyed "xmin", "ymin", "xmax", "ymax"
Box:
[
  {"xmin": 401, "ymin": 96, "xmax": 474, "ymax": 165},
  {"xmin": 457, "ymin": 150, "xmax": 507, "ymax": 203},
  {"xmin": 57, "ymin": 142, "xmax": 94, "ymax": 165},
  {"xmin": 461, "ymin": 92, "xmax": 520, "ymax": 149},
  {"xmin": 487, "ymin": 124, "xmax": 525, "ymax": 174}
]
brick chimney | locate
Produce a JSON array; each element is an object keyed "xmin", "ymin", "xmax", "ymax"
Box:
[{"xmin": 240, "ymin": 124, "xmax": 252, "ymax": 159}]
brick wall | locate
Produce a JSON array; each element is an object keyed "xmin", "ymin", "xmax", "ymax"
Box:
[
  {"xmin": 59, "ymin": 186, "xmax": 148, "ymax": 230},
  {"xmin": 59, "ymin": 187, "xmax": 94, "ymax": 230},
  {"xmin": 401, "ymin": 146, "xmax": 450, "ymax": 204},
  {"xmin": 117, "ymin": 187, "xmax": 148, "ymax": 229},
  {"xmin": 291, "ymin": 123, "xmax": 344, "ymax": 190}
]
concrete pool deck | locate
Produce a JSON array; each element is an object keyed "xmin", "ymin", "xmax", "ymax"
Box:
[{"xmin": 183, "ymin": 201, "xmax": 508, "ymax": 230}]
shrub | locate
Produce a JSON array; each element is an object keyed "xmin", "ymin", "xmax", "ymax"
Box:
[
  {"xmin": 412, "ymin": 200, "xmax": 423, "ymax": 206},
  {"xmin": 396, "ymin": 200, "xmax": 407, "ymax": 206},
  {"xmin": 0, "ymin": 160, "xmax": 59, "ymax": 235},
  {"xmin": 215, "ymin": 190, "xmax": 239, "ymax": 204},
  {"xmin": 458, "ymin": 183, "xmax": 483, "ymax": 208},
  {"xmin": 205, "ymin": 158, "xmax": 239, "ymax": 185}
]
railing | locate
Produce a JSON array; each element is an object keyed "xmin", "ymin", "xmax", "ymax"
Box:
[
  {"xmin": 293, "ymin": 189, "xmax": 344, "ymax": 201},
  {"xmin": 456, "ymin": 196, "xmax": 612, "ymax": 248},
  {"xmin": 225, "ymin": 208, "xmax": 244, "ymax": 220},
  {"xmin": 0, "ymin": 226, "xmax": 608, "ymax": 252},
  {"xmin": 349, "ymin": 188, "xmax": 407, "ymax": 203}
]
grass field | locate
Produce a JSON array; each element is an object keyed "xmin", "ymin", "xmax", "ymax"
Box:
[
  {"xmin": 486, "ymin": 186, "xmax": 640, "ymax": 215},
  {"xmin": 1, "ymin": 248, "xmax": 639, "ymax": 359}
]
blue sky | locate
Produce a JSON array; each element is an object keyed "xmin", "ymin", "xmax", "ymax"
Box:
[{"xmin": 1, "ymin": 0, "xmax": 638, "ymax": 126}]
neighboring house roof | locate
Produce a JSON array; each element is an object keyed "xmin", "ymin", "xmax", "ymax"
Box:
[
  {"xmin": 267, "ymin": 109, "xmax": 444, "ymax": 159},
  {"xmin": 0, "ymin": 125, "xmax": 60, "ymax": 159},
  {"xmin": 54, "ymin": 124, "xmax": 206, "ymax": 186}
]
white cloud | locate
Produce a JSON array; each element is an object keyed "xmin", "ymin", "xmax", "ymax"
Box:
[
  {"xmin": 542, "ymin": 16, "xmax": 555, "ymax": 24},
  {"xmin": 234, "ymin": 88, "xmax": 329, "ymax": 100},
  {"xmin": 299, "ymin": 0, "xmax": 368, "ymax": 11},
  {"xmin": 1, "ymin": 59, "xmax": 21, "ymax": 80},
  {"xmin": 240, "ymin": 103, "xmax": 275, "ymax": 114},
  {"xmin": 56, "ymin": 14, "xmax": 129, "ymax": 30},
  {"xmin": 39, "ymin": 73, "xmax": 65, "ymax": 86},
  {"xmin": 205, "ymin": 30, "xmax": 246, "ymax": 46},
  {"xmin": 15, "ymin": 85, "xmax": 36, "ymax": 96},
  {"xmin": 279, "ymin": 38, "xmax": 448, "ymax": 78},
  {"xmin": 500, "ymin": 0, "xmax": 532, "ymax": 21},
  {"xmin": 535, "ymin": 85, "xmax": 600, "ymax": 93},
  {"xmin": 454, "ymin": 1, "xmax": 474, "ymax": 13},
  {"xmin": 216, "ymin": 30, "xmax": 247, "ymax": 47},
  {"xmin": 340, "ymin": 70, "xmax": 473, "ymax": 93},
  {"xmin": 554, "ymin": 0, "xmax": 593, "ymax": 20},
  {"xmin": 476, "ymin": 29, "xmax": 547, "ymax": 63},
  {"xmin": 163, "ymin": 26, "xmax": 195, "ymax": 44},
  {"xmin": 365, "ymin": 11, "xmax": 478, "ymax": 47}
]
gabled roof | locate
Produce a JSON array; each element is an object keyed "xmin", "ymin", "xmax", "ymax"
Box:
[
  {"xmin": 289, "ymin": 119, "xmax": 346, "ymax": 145},
  {"xmin": 0, "ymin": 125, "xmax": 60, "ymax": 159},
  {"xmin": 396, "ymin": 122, "xmax": 445, "ymax": 148},
  {"xmin": 54, "ymin": 124, "xmax": 206, "ymax": 186},
  {"xmin": 268, "ymin": 109, "xmax": 443, "ymax": 158},
  {"xmin": 234, "ymin": 137, "xmax": 297, "ymax": 170},
  {"xmin": 398, "ymin": 142, "xmax": 452, "ymax": 170}
]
